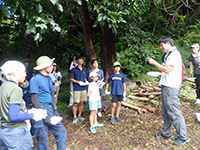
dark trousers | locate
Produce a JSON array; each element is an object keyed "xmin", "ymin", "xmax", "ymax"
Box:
[{"xmin": 194, "ymin": 74, "xmax": 200, "ymax": 99}]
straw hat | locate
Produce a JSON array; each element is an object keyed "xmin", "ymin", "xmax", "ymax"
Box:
[{"xmin": 34, "ymin": 56, "xmax": 55, "ymax": 70}]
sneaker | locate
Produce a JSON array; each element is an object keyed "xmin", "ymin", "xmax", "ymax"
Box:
[
  {"xmin": 155, "ymin": 132, "xmax": 174, "ymax": 139},
  {"xmin": 77, "ymin": 116, "xmax": 85, "ymax": 121},
  {"xmin": 90, "ymin": 127, "xmax": 96, "ymax": 134},
  {"xmin": 174, "ymin": 135, "xmax": 190, "ymax": 146},
  {"xmin": 93, "ymin": 122, "xmax": 103, "ymax": 127},
  {"xmin": 196, "ymin": 98, "xmax": 200, "ymax": 104},
  {"xmin": 73, "ymin": 118, "xmax": 77, "ymax": 124},
  {"xmin": 97, "ymin": 112, "xmax": 102, "ymax": 117},
  {"xmin": 115, "ymin": 116, "xmax": 122, "ymax": 122},
  {"xmin": 110, "ymin": 117, "xmax": 114, "ymax": 124}
]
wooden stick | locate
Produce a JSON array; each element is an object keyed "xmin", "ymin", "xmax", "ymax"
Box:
[
  {"xmin": 128, "ymin": 95, "xmax": 150, "ymax": 101},
  {"xmin": 121, "ymin": 102, "xmax": 147, "ymax": 114},
  {"xmin": 124, "ymin": 101, "xmax": 155, "ymax": 113}
]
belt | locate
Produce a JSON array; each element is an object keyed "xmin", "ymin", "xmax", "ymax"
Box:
[{"xmin": 40, "ymin": 103, "xmax": 52, "ymax": 106}]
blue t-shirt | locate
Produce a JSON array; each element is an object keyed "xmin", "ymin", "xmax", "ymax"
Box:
[
  {"xmin": 30, "ymin": 73, "xmax": 55, "ymax": 109},
  {"xmin": 70, "ymin": 66, "xmax": 87, "ymax": 91},
  {"xmin": 107, "ymin": 73, "xmax": 127, "ymax": 95}
]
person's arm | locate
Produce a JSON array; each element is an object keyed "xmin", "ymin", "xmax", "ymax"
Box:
[
  {"xmin": 51, "ymin": 91, "xmax": 56, "ymax": 108},
  {"xmin": 123, "ymin": 82, "xmax": 126, "ymax": 93},
  {"xmin": 189, "ymin": 62, "xmax": 193, "ymax": 76},
  {"xmin": 105, "ymin": 82, "xmax": 110, "ymax": 90},
  {"xmin": 148, "ymin": 58, "xmax": 173, "ymax": 74},
  {"xmin": 70, "ymin": 77, "xmax": 79, "ymax": 83},
  {"xmin": 87, "ymin": 91, "xmax": 91, "ymax": 97},
  {"xmin": 9, "ymin": 104, "xmax": 33, "ymax": 122},
  {"xmin": 31, "ymin": 94, "xmax": 42, "ymax": 108}
]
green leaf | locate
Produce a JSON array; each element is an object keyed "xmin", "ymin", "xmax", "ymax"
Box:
[
  {"xmin": 56, "ymin": 4, "xmax": 63, "ymax": 12},
  {"xmin": 35, "ymin": 24, "xmax": 47, "ymax": 30},
  {"xmin": 0, "ymin": 6, "xmax": 10, "ymax": 18},
  {"xmin": 50, "ymin": 0, "xmax": 58, "ymax": 5},
  {"xmin": 53, "ymin": 26, "xmax": 61, "ymax": 32},
  {"xmin": 20, "ymin": 7, "xmax": 25, "ymax": 17},
  {"xmin": 36, "ymin": 3, "xmax": 43, "ymax": 13},
  {"xmin": 34, "ymin": 33, "xmax": 40, "ymax": 41},
  {"xmin": 74, "ymin": 0, "xmax": 82, "ymax": 5}
]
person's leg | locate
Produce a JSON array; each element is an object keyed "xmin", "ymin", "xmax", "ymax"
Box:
[
  {"xmin": 73, "ymin": 103, "xmax": 78, "ymax": 118},
  {"xmin": 166, "ymin": 87, "xmax": 188, "ymax": 141},
  {"xmin": 33, "ymin": 120, "xmax": 49, "ymax": 150},
  {"xmin": 78, "ymin": 101, "xmax": 84, "ymax": 117},
  {"xmin": 94, "ymin": 109, "xmax": 97, "ymax": 123},
  {"xmin": 69, "ymin": 81, "xmax": 74, "ymax": 105},
  {"xmin": 111, "ymin": 102, "xmax": 116, "ymax": 117},
  {"xmin": 55, "ymin": 86, "xmax": 60, "ymax": 103},
  {"xmin": 48, "ymin": 109, "xmax": 67, "ymax": 150},
  {"xmin": 116, "ymin": 101, "xmax": 122, "ymax": 116},
  {"xmin": 160, "ymin": 86, "xmax": 173, "ymax": 137},
  {"xmin": 89, "ymin": 110, "xmax": 96, "ymax": 127},
  {"xmin": 195, "ymin": 74, "xmax": 200, "ymax": 99}
]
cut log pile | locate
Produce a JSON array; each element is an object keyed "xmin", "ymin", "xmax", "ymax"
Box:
[{"xmin": 121, "ymin": 82, "xmax": 161, "ymax": 114}]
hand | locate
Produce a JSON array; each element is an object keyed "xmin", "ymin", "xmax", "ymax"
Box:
[
  {"xmin": 105, "ymin": 89, "xmax": 111, "ymax": 95},
  {"xmin": 147, "ymin": 58, "xmax": 157, "ymax": 66},
  {"xmin": 85, "ymin": 80, "xmax": 90, "ymax": 85},
  {"xmin": 53, "ymin": 108, "xmax": 60, "ymax": 116},
  {"xmin": 43, "ymin": 116, "xmax": 52, "ymax": 125},
  {"xmin": 123, "ymin": 92, "xmax": 126, "ymax": 101},
  {"xmin": 189, "ymin": 73, "xmax": 192, "ymax": 78},
  {"xmin": 78, "ymin": 81, "xmax": 86, "ymax": 86}
]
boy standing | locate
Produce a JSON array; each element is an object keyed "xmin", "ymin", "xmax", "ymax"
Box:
[
  {"xmin": 148, "ymin": 36, "xmax": 190, "ymax": 146},
  {"xmin": 87, "ymin": 71, "xmax": 103, "ymax": 133},
  {"xmin": 70, "ymin": 55, "xmax": 89, "ymax": 123},
  {"xmin": 105, "ymin": 62, "xmax": 127, "ymax": 124}
]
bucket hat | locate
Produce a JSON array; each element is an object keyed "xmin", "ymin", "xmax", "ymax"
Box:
[
  {"xmin": 113, "ymin": 62, "xmax": 121, "ymax": 67},
  {"xmin": 34, "ymin": 56, "xmax": 55, "ymax": 70},
  {"xmin": 0, "ymin": 61, "xmax": 26, "ymax": 75}
]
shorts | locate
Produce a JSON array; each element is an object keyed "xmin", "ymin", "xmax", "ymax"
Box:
[
  {"xmin": 73, "ymin": 90, "xmax": 87, "ymax": 103},
  {"xmin": 111, "ymin": 95, "xmax": 123, "ymax": 103},
  {"xmin": 89, "ymin": 100, "xmax": 101, "ymax": 111}
]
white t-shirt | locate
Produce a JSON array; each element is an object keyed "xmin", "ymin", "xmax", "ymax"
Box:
[
  {"xmin": 53, "ymin": 71, "xmax": 62, "ymax": 86},
  {"xmin": 159, "ymin": 47, "xmax": 182, "ymax": 88},
  {"xmin": 88, "ymin": 82, "xmax": 100, "ymax": 102}
]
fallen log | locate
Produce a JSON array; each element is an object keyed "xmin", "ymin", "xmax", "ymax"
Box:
[
  {"xmin": 124, "ymin": 101, "xmax": 155, "ymax": 113},
  {"xmin": 121, "ymin": 102, "xmax": 147, "ymax": 114},
  {"xmin": 128, "ymin": 95, "xmax": 150, "ymax": 101}
]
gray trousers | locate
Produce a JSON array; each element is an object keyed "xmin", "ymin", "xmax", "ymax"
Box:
[
  {"xmin": 69, "ymin": 81, "xmax": 74, "ymax": 105},
  {"xmin": 161, "ymin": 85, "xmax": 188, "ymax": 140}
]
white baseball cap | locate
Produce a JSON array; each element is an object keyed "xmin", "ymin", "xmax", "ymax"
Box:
[
  {"xmin": 89, "ymin": 71, "xmax": 99, "ymax": 78},
  {"xmin": 189, "ymin": 43, "xmax": 199, "ymax": 49}
]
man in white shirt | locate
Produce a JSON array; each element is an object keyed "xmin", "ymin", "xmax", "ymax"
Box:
[{"xmin": 148, "ymin": 36, "xmax": 190, "ymax": 146}]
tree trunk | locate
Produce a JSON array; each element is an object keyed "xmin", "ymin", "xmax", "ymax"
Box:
[
  {"xmin": 79, "ymin": 0, "xmax": 96, "ymax": 71},
  {"xmin": 100, "ymin": 22, "xmax": 117, "ymax": 81}
]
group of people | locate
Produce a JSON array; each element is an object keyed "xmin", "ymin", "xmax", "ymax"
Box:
[{"xmin": 0, "ymin": 35, "xmax": 199, "ymax": 149}]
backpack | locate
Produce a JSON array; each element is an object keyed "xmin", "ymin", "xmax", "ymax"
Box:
[{"xmin": 162, "ymin": 51, "xmax": 185, "ymax": 81}]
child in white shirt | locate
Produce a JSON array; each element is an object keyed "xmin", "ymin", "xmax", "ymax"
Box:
[{"xmin": 87, "ymin": 71, "xmax": 103, "ymax": 134}]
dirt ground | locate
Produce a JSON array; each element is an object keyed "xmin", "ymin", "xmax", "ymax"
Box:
[{"xmin": 33, "ymin": 86, "xmax": 200, "ymax": 150}]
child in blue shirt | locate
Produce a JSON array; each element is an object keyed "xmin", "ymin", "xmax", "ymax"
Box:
[{"xmin": 105, "ymin": 62, "xmax": 127, "ymax": 124}]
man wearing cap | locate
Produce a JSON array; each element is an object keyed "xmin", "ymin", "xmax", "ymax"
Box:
[
  {"xmin": 30, "ymin": 56, "xmax": 66, "ymax": 150},
  {"xmin": 148, "ymin": 36, "xmax": 190, "ymax": 146},
  {"xmin": 188, "ymin": 43, "xmax": 200, "ymax": 104}
]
